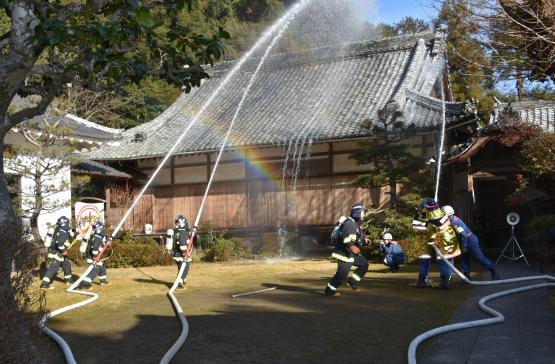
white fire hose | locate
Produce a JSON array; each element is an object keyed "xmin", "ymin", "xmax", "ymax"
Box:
[{"xmin": 407, "ymin": 245, "xmax": 555, "ymax": 364}]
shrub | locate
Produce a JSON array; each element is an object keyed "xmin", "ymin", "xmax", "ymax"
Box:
[
  {"xmin": 525, "ymin": 214, "xmax": 555, "ymax": 272},
  {"xmin": 202, "ymin": 234, "xmax": 246, "ymax": 262},
  {"xmin": 67, "ymin": 233, "xmax": 173, "ymax": 268},
  {"xmin": 362, "ymin": 208, "xmax": 422, "ymax": 263}
]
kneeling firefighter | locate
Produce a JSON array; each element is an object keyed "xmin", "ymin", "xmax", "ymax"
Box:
[
  {"xmin": 166, "ymin": 215, "xmax": 191, "ymax": 289},
  {"xmin": 416, "ymin": 199, "xmax": 461, "ymax": 289},
  {"xmin": 40, "ymin": 216, "xmax": 73, "ymax": 289},
  {"xmin": 324, "ymin": 203, "xmax": 370, "ymax": 296},
  {"xmin": 80, "ymin": 221, "xmax": 110, "ymax": 290}
]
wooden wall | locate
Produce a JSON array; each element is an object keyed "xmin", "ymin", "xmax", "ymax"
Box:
[{"xmin": 106, "ymin": 175, "xmax": 388, "ymax": 233}]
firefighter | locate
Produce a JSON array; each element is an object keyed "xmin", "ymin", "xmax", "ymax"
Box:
[
  {"xmin": 417, "ymin": 199, "xmax": 461, "ymax": 289},
  {"xmin": 40, "ymin": 216, "xmax": 73, "ymax": 289},
  {"xmin": 378, "ymin": 233, "xmax": 405, "ymax": 272},
  {"xmin": 324, "ymin": 203, "xmax": 369, "ymax": 296},
  {"xmin": 413, "ymin": 200, "xmax": 434, "ymax": 288},
  {"xmin": 80, "ymin": 221, "xmax": 110, "ymax": 290},
  {"xmin": 170, "ymin": 215, "xmax": 191, "ymax": 289},
  {"xmin": 442, "ymin": 205, "xmax": 500, "ymax": 280}
]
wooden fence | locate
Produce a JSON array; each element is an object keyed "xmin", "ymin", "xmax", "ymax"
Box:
[{"xmin": 105, "ymin": 175, "xmax": 388, "ymax": 233}]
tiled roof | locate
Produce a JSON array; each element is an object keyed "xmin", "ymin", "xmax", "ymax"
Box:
[
  {"xmin": 26, "ymin": 113, "xmax": 123, "ymax": 141},
  {"xmin": 72, "ymin": 159, "xmax": 131, "ymax": 178},
  {"xmin": 494, "ymin": 100, "xmax": 555, "ymax": 133},
  {"xmin": 88, "ymin": 32, "xmax": 473, "ymax": 161}
]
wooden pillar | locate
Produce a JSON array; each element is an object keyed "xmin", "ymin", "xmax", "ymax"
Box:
[
  {"xmin": 105, "ymin": 186, "xmax": 111, "ymax": 228},
  {"xmin": 206, "ymin": 153, "xmax": 211, "ymax": 183},
  {"xmin": 170, "ymin": 156, "xmax": 175, "ymax": 185}
]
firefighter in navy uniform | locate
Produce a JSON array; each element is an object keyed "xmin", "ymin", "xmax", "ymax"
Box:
[
  {"xmin": 80, "ymin": 221, "xmax": 110, "ymax": 290},
  {"xmin": 40, "ymin": 216, "xmax": 73, "ymax": 289},
  {"xmin": 442, "ymin": 205, "xmax": 500, "ymax": 280},
  {"xmin": 172, "ymin": 215, "xmax": 191, "ymax": 289},
  {"xmin": 324, "ymin": 203, "xmax": 370, "ymax": 296}
]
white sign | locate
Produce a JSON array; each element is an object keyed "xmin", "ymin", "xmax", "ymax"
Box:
[{"xmin": 75, "ymin": 202, "xmax": 104, "ymax": 234}]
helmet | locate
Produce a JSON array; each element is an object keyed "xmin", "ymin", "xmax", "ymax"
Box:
[
  {"xmin": 92, "ymin": 220, "xmax": 104, "ymax": 231},
  {"xmin": 56, "ymin": 216, "xmax": 69, "ymax": 226},
  {"xmin": 420, "ymin": 198, "xmax": 439, "ymax": 210},
  {"xmin": 383, "ymin": 233, "xmax": 393, "ymax": 240},
  {"xmin": 175, "ymin": 215, "xmax": 187, "ymax": 228},
  {"xmin": 442, "ymin": 205, "xmax": 455, "ymax": 216},
  {"xmin": 350, "ymin": 203, "xmax": 368, "ymax": 220}
]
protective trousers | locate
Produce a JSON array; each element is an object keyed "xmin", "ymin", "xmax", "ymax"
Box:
[
  {"xmin": 460, "ymin": 235, "xmax": 495, "ymax": 274},
  {"xmin": 42, "ymin": 257, "xmax": 72, "ymax": 286},
  {"xmin": 82, "ymin": 262, "xmax": 108, "ymax": 287},
  {"xmin": 175, "ymin": 260, "xmax": 190, "ymax": 285},
  {"xmin": 419, "ymin": 257, "xmax": 454, "ymax": 277},
  {"xmin": 327, "ymin": 255, "xmax": 369, "ymax": 292}
]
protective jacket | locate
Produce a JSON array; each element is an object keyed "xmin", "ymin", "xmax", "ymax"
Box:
[
  {"xmin": 425, "ymin": 209, "xmax": 461, "ymax": 259},
  {"xmin": 331, "ymin": 217, "xmax": 363, "ymax": 262},
  {"xmin": 48, "ymin": 225, "xmax": 71, "ymax": 262},
  {"xmin": 85, "ymin": 227, "xmax": 107, "ymax": 264},
  {"xmin": 173, "ymin": 226, "xmax": 191, "ymax": 262}
]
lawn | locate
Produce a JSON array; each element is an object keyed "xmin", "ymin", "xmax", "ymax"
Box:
[{"xmin": 39, "ymin": 259, "xmax": 472, "ymax": 364}]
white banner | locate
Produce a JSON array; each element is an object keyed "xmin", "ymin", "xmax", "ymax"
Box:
[{"xmin": 75, "ymin": 202, "xmax": 105, "ymax": 234}]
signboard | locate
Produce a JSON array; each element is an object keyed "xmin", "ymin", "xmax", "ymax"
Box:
[{"xmin": 75, "ymin": 202, "xmax": 104, "ymax": 234}]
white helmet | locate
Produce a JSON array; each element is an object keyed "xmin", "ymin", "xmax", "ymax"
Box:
[
  {"xmin": 383, "ymin": 233, "xmax": 393, "ymax": 240},
  {"xmin": 442, "ymin": 205, "xmax": 455, "ymax": 216}
]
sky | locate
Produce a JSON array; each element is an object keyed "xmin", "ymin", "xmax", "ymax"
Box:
[{"xmin": 352, "ymin": 0, "xmax": 438, "ymax": 25}]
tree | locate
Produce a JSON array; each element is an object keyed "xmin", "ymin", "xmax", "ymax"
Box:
[
  {"xmin": 5, "ymin": 118, "xmax": 88, "ymax": 245},
  {"xmin": 350, "ymin": 100, "xmax": 426, "ymax": 210},
  {"xmin": 381, "ymin": 16, "xmax": 431, "ymax": 37},
  {"xmin": 0, "ymin": 2, "xmax": 228, "ymax": 361},
  {"xmin": 431, "ymin": 0, "xmax": 555, "ymax": 100},
  {"xmin": 435, "ymin": 0, "xmax": 495, "ymax": 119}
]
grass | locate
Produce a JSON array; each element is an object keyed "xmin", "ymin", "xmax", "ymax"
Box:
[{"xmin": 37, "ymin": 259, "xmax": 472, "ymax": 364}]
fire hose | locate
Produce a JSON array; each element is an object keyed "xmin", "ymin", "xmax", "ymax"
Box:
[{"xmin": 407, "ymin": 244, "xmax": 555, "ymax": 364}]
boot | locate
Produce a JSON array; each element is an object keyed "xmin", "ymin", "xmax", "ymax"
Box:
[
  {"xmin": 490, "ymin": 270, "xmax": 501, "ymax": 280},
  {"xmin": 80, "ymin": 282, "xmax": 92, "ymax": 291},
  {"xmin": 325, "ymin": 285, "xmax": 340, "ymax": 297},
  {"xmin": 100, "ymin": 280, "xmax": 111, "ymax": 286},
  {"xmin": 177, "ymin": 283, "xmax": 186, "ymax": 290},
  {"xmin": 416, "ymin": 274, "xmax": 432, "ymax": 288},
  {"xmin": 347, "ymin": 278, "xmax": 360, "ymax": 291},
  {"xmin": 439, "ymin": 275, "xmax": 451, "ymax": 289},
  {"xmin": 40, "ymin": 282, "xmax": 53, "ymax": 290}
]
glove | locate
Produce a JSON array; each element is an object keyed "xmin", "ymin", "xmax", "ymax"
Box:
[
  {"xmin": 63, "ymin": 250, "xmax": 68, "ymax": 256},
  {"xmin": 349, "ymin": 245, "xmax": 360, "ymax": 254}
]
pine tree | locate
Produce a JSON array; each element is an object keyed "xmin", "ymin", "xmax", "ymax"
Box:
[{"xmin": 351, "ymin": 100, "xmax": 426, "ymax": 210}]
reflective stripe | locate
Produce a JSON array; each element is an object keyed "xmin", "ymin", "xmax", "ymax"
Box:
[
  {"xmin": 327, "ymin": 283, "xmax": 337, "ymax": 291},
  {"xmin": 419, "ymin": 254, "xmax": 431, "ymax": 259},
  {"xmin": 42, "ymin": 277, "xmax": 50, "ymax": 282},
  {"xmin": 48, "ymin": 253, "xmax": 63, "ymax": 262},
  {"xmin": 343, "ymin": 234, "xmax": 357, "ymax": 243},
  {"xmin": 455, "ymin": 226, "xmax": 465, "ymax": 234},
  {"xmin": 174, "ymin": 257, "xmax": 184, "ymax": 262},
  {"xmin": 64, "ymin": 241, "xmax": 71, "ymax": 247},
  {"xmin": 179, "ymin": 245, "xmax": 187, "ymax": 250},
  {"xmin": 86, "ymin": 259, "xmax": 93, "ymax": 264},
  {"xmin": 84, "ymin": 277, "xmax": 92, "ymax": 283},
  {"xmin": 96, "ymin": 261, "xmax": 104, "ymax": 266},
  {"xmin": 64, "ymin": 275, "xmax": 72, "ymax": 279},
  {"xmin": 178, "ymin": 279, "xmax": 184, "ymax": 284},
  {"xmin": 331, "ymin": 252, "xmax": 354, "ymax": 263},
  {"xmin": 92, "ymin": 250, "xmax": 99, "ymax": 254},
  {"xmin": 99, "ymin": 275, "xmax": 107, "ymax": 279},
  {"xmin": 352, "ymin": 273, "xmax": 361, "ymax": 282}
]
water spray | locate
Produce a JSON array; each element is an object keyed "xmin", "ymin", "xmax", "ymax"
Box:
[
  {"xmin": 434, "ymin": 79, "xmax": 447, "ymax": 202},
  {"xmin": 232, "ymin": 287, "xmax": 278, "ymax": 298},
  {"xmin": 407, "ymin": 245, "xmax": 555, "ymax": 364}
]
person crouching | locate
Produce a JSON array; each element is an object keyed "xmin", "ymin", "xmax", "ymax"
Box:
[{"xmin": 378, "ymin": 233, "xmax": 405, "ymax": 272}]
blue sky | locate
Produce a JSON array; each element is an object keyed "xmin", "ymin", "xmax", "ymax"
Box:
[{"xmin": 353, "ymin": 0, "xmax": 438, "ymax": 25}]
